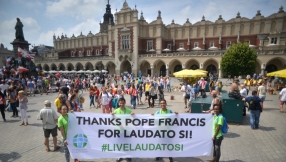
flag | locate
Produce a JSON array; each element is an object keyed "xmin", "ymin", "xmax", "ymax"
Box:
[
  {"xmin": 17, "ymin": 46, "xmax": 35, "ymax": 58},
  {"xmin": 6, "ymin": 57, "xmax": 11, "ymax": 65}
]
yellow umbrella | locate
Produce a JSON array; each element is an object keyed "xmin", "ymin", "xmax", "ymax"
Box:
[
  {"xmin": 173, "ymin": 69, "xmax": 207, "ymax": 78},
  {"xmin": 195, "ymin": 69, "xmax": 208, "ymax": 73},
  {"xmin": 266, "ymin": 69, "xmax": 286, "ymax": 78}
]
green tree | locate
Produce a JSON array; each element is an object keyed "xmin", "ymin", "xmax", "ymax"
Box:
[{"xmin": 221, "ymin": 42, "xmax": 257, "ymax": 76}]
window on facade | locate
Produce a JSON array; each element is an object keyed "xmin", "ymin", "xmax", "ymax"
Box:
[
  {"xmin": 106, "ymin": 48, "xmax": 109, "ymax": 55},
  {"xmin": 121, "ymin": 35, "xmax": 130, "ymax": 49},
  {"xmin": 167, "ymin": 44, "xmax": 172, "ymax": 50},
  {"xmin": 71, "ymin": 52, "xmax": 74, "ymax": 57},
  {"xmin": 96, "ymin": 49, "xmax": 99, "ymax": 55},
  {"xmin": 271, "ymin": 37, "xmax": 277, "ymax": 44},
  {"xmin": 179, "ymin": 43, "xmax": 184, "ymax": 48},
  {"xmin": 87, "ymin": 50, "xmax": 90, "ymax": 56},
  {"xmin": 194, "ymin": 42, "xmax": 199, "ymax": 48},
  {"xmin": 226, "ymin": 41, "xmax": 231, "ymax": 48},
  {"xmin": 52, "ymin": 53, "xmax": 54, "ymax": 57},
  {"xmin": 209, "ymin": 42, "xmax": 214, "ymax": 47},
  {"xmin": 245, "ymin": 40, "xmax": 250, "ymax": 45},
  {"xmin": 79, "ymin": 51, "xmax": 82, "ymax": 57},
  {"xmin": 147, "ymin": 41, "xmax": 153, "ymax": 51}
]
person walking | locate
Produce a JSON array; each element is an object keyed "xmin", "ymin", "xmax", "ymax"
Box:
[
  {"xmin": 7, "ymin": 88, "xmax": 18, "ymax": 118},
  {"xmin": 244, "ymin": 90, "xmax": 263, "ymax": 129},
  {"xmin": 129, "ymin": 84, "xmax": 137, "ymax": 109},
  {"xmin": 89, "ymin": 86, "xmax": 95, "ymax": 108},
  {"xmin": 279, "ymin": 84, "xmax": 286, "ymax": 113},
  {"xmin": 18, "ymin": 90, "xmax": 28, "ymax": 126},
  {"xmin": 207, "ymin": 104, "xmax": 224, "ymax": 162},
  {"xmin": 152, "ymin": 99, "xmax": 177, "ymax": 162},
  {"xmin": 147, "ymin": 84, "xmax": 156, "ymax": 108},
  {"xmin": 0, "ymin": 90, "xmax": 6, "ymax": 122},
  {"xmin": 37, "ymin": 100, "xmax": 60, "ymax": 152}
]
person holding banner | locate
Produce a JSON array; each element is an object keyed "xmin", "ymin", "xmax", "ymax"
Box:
[
  {"xmin": 99, "ymin": 87, "xmax": 112, "ymax": 114},
  {"xmin": 58, "ymin": 105, "xmax": 80, "ymax": 162},
  {"xmin": 112, "ymin": 98, "xmax": 134, "ymax": 162},
  {"xmin": 207, "ymin": 104, "xmax": 224, "ymax": 162},
  {"xmin": 152, "ymin": 99, "xmax": 177, "ymax": 162}
]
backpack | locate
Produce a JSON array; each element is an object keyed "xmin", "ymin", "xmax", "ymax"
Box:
[
  {"xmin": 216, "ymin": 114, "xmax": 228, "ymax": 134},
  {"xmin": 248, "ymin": 97, "xmax": 257, "ymax": 110}
]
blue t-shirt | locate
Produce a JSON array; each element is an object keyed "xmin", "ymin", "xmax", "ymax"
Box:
[
  {"xmin": 245, "ymin": 96, "xmax": 262, "ymax": 110},
  {"xmin": 189, "ymin": 88, "xmax": 195, "ymax": 99}
]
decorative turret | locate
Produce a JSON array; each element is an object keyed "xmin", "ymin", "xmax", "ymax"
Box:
[
  {"xmin": 218, "ymin": 15, "xmax": 222, "ymax": 20},
  {"xmin": 171, "ymin": 19, "xmax": 174, "ymax": 24},
  {"xmin": 157, "ymin": 10, "xmax": 161, "ymax": 19},
  {"xmin": 256, "ymin": 10, "xmax": 261, "ymax": 16},
  {"xmin": 201, "ymin": 15, "xmax": 205, "ymax": 21},
  {"xmin": 100, "ymin": 0, "xmax": 114, "ymax": 33},
  {"xmin": 140, "ymin": 11, "xmax": 145, "ymax": 20},
  {"xmin": 278, "ymin": 6, "xmax": 284, "ymax": 13},
  {"xmin": 236, "ymin": 12, "xmax": 241, "ymax": 18},
  {"xmin": 53, "ymin": 33, "xmax": 56, "ymax": 40},
  {"xmin": 186, "ymin": 18, "xmax": 190, "ymax": 23}
]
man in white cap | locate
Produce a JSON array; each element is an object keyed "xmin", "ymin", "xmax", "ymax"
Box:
[{"xmin": 37, "ymin": 100, "xmax": 60, "ymax": 152}]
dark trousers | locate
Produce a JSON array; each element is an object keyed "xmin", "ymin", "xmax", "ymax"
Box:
[
  {"xmin": 148, "ymin": 96, "xmax": 155, "ymax": 107},
  {"xmin": 10, "ymin": 103, "xmax": 18, "ymax": 116},
  {"xmin": 0, "ymin": 104, "xmax": 5, "ymax": 120},
  {"xmin": 200, "ymin": 89, "xmax": 205, "ymax": 96},
  {"xmin": 213, "ymin": 136, "xmax": 223, "ymax": 162}
]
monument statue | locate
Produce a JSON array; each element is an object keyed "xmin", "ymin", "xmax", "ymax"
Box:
[{"xmin": 15, "ymin": 18, "xmax": 25, "ymax": 40}]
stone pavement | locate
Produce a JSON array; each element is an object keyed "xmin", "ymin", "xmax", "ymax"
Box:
[{"xmin": 0, "ymin": 78, "xmax": 286, "ymax": 162}]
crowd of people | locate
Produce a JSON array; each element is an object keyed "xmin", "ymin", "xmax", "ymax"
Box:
[{"xmin": 1, "ymin": 71, "xmax": 285, "ymax": 162}]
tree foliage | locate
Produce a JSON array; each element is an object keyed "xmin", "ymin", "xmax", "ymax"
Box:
[{"xmin": 221, "ymin": 42, "xmax": 257, "ymax": 76}]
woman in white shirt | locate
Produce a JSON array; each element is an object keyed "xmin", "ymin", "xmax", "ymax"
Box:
[{"xmin": 99, "ymin": 87, "xmax": 112, "ymax": 114}]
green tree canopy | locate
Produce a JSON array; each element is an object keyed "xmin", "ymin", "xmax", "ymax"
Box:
[{"xmin": 221, "ymin": 42, "xmax": 257, "ymax": 76}]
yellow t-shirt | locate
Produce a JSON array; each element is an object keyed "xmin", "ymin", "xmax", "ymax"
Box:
[
  {"xmin": 54, "ymin": 98, "xmax": 61, "ymax": 109},
  {"xmin": 145, "ymin": 83, "xmax": 151, "ymax": 92}
]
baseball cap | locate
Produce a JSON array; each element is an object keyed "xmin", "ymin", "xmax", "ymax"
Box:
[
  {"xmin": 59, "ymin": 94, "xmax": 66, "ymax": 98},
  {"xmin": 44, "ymin": 100, "xmax": 51, "ymax": 104}
]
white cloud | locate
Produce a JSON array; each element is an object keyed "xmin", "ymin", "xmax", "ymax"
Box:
[
  {"xmin": 36, "ymin": 19, "xmax": 100, "ymax": 46},
  {"xmin": 46, "ymin": 0, "xmax": 106, "ymax": 19}
]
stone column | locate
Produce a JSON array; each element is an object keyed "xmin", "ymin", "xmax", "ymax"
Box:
[
  {"xmin": 261, "ymin": 68, "xmax": 265, "ymax": 75},
  {"xmin": 151, "ymin": 64, "xmax": 154, "ymax": 77},
  {"xmin": 200, "ymin": 63, "xmax": 203, "ymax": 69},
  {"xmin": 182, "ymin": 63, "xmax": 185, "ymax": 69},
  {"xmin": 218, "ymin": 68, "xmax": 222, "ymax": 78}
]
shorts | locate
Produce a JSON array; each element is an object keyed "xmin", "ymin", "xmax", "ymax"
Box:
[
  {"xmin": 280, "ymin": 101, "xmax": 286, "ymax": 105},
  {"xmin": 28, "ymin": 88, "xmax": 34, "ymax": 92},
  {"xmin": 139, "ymin": 92, "xmax": 143, "ymax": 97},
  {"xmin": 259, "ymin": 96, "xmax": 266, "ymax": 102},
  {"xmin": 145, "ymin": 91, "xmax": 149, "ymax": 96},
  {"xmin": 215, "ymin": 86, "xmax": 218, "ymax": 90},
  {"xmin": 43, "ymin": 126, "xmax": 58, "ymax": 138},
  {"xmin": 38, "ymin": 86, "xmax": 42, "ymax": 89}
]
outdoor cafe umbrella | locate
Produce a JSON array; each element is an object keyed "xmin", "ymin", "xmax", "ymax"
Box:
[
  {"xmin": 17, "ymin": 66, "xmax": 29, "ymax": 73},
  {"xmin": 266, "ymin": 69, "xmax": 286, "ymax": 78},
  {"xmin": 195, "ymin": 69, "xmax": 208, "ymax": 73},
  {"xmin": 173, "ymin": 69, "xmax": 207, "ymax": 78}
]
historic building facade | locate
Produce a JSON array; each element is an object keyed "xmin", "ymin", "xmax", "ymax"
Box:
[{"xmin": 34, "ymin": 1, "xmax": 286, "ymax": 78}]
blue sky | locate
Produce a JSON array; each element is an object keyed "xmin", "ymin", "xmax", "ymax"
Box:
[{"xmin": 0, "ymin": 0, "xmax": 285, "ymax": 50}]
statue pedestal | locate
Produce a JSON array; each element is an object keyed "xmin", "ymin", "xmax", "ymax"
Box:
[{"xmin": 10, "ymin": 39, "xmax": 30, "ymax": 57}]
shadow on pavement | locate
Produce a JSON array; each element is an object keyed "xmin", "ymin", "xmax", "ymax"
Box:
[
  {"xmin": 29, "ymin": 123, "xmax": 43, "ymax": 127},
  {"xmin": 27, "ymin": 109, "xmax": 39, "ymax": 112},
  {"xmin": 221, "ymin": 160, "xmax": 246, "ymax": 162},
  {"xmin": 4, "ymin": 119, "xmax": 20, "ymax": 123},
  {"xmin": 259, "ymin": 126, "xmax": 276, "ymax": 131},
  {"xmin": 223, "ymin": 132, "xmax": 240, "ymax": 138},
  {"xmin": 263, "ymin": 107, "xmax": 279, "ymax": 111},
  {"xmin": 0, "ymin": 152, "xmax": 21, "ymax": 162}
]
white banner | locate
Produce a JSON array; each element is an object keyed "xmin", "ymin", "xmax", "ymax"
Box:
[{"xmin": 67, "ymin": 112, "xmax": 213, "ymax": 159}]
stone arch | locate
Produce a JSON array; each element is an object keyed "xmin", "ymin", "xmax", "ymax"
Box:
[
  {"xmin": 203, "ymin": 58, "xmax": 219, "ymax": 75},
  {"xmin": 95, "ymin": 62, "xmax": 105, "ymax": 71},
  {"xmin": 266, "ymin": 57, "xmax": 286, "ymax": 73},
  {"xmin": 139, "ymin": 60, "xmax": 151, "ymax": 76},
  {"xmin": 255, "ymin": 59, "xmax": 262, "ymax": 74},
  {"xmin": 185, "ymin": 59, "xmax": 200, "ymax": 70},
  {"xmin": 153, "ymin": 59, "xmax": 166, "ymax": 77},
  {"xmin": 43, "ymin": 64, "xmax": 49, "ymax": 71},
  {"xmin": 85, "ymin": 62, "xmax": 94, "ymax": 70},
  {"xmin": 75, "ymin": 62, "xmax": 83, "ymax": 71},
  {"xmin": 120, "ymin": 60, "xmax": 132, "ymax": 74},
  {"xmin": 50, "ymin": 63, "xmax": 57, "ymax": 71},
  {"xmin": 36, "ymin": 64, "xmax": 42, "ymax": 70},
  {"xmin": 58, "ymin": 63, "xmax": 65, "ymax": 71},
  {"xmin": 66, "ymin": 63, "xmax": 74, "ymax": 71},
  {"xmin": 106, "ymin": 61, "xmax": 116, "ymax": 74},
  {"xmin": 169, "ymin": 59, "xmax": 182, "ymax": 75}
]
